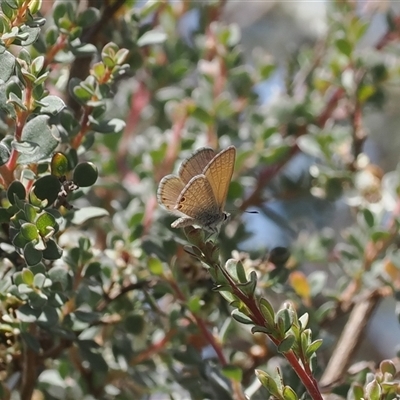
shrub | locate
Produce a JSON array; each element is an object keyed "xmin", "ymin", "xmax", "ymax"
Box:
[{"xmin": 0, "ymin": 1, "xmax": 399, "ymax": 399}]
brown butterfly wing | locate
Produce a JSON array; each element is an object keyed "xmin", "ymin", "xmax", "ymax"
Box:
[
  {"xmin": 157, "ymin": 175, "xmax": 185, "ymax": 211},
  {"xmin": 174, "ymin": 175, "xmax": 220, "ymax": 223},
  {"xmin": 178, "ymin": 147, "xmax": 216, "ymax": 184},
  {"xmin": 203, "ymin": 146, "xmax": 236, "ymax": 211}
]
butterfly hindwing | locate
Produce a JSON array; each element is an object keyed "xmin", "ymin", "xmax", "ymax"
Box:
[
  {"xmin": 203, "ymin": 145, "xmax": 236, "ymax": 211},
  {"xmin": 157, "ymin": 175, "xmax": 185, "ymax": 211}
]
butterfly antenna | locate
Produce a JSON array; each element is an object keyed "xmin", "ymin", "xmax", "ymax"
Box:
[{"xmin": 226, "ymin": 209, "xmax": 259, "ymax": 215}]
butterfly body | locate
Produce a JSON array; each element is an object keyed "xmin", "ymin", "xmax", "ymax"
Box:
[{"xmin": 157, "ymin": 146, "xmax": 236, "ymax": 232}]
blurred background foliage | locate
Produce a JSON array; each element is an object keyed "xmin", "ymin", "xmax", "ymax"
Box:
[{"xmin": 1, "ymin": 0, "xmax": 400, "ymax": 399}]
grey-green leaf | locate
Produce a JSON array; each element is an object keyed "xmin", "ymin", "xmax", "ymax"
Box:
[{"xmin": 19, "ymin": 115, "xmax": 59, "ymax": 164}]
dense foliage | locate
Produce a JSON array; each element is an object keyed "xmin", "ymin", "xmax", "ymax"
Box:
[{"xmin": 0, "ymin": 1, "xmax": 400, "ymax": 399}]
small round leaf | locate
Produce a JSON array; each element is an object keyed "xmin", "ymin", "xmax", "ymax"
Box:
[
  {"xmin": 24, "ymin": 242, "xmax": 43, "ymax": 266},
  {"xmin": 32, "ymin": 175, "xmax": 61, "ymax": 205},
  {"xmin": 73, "ymin": 162, "xmax": 98, "ymax": 187},
  {"xmin": 7, "ymin": 181, "xmax": 26, "ymax": 204},
  {"xmin": 124, "ymin": 313, "xmax": 145, "ymax": 335},
  {"xmin": 20, "ymin": 223, "xmax": 39, "ymax": 241}
]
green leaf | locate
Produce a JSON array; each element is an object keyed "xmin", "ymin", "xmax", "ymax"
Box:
[
  {"xmin": 371, "ymin": 230, "xmax": 391, "ymax": 243},
  {"xmin": 20, "ymin": 222, "xmax": 38, "ymax": 240},
  {"xmin": 190, "ymin": 107, "xmax": 213, "ymax": 125},
  {"xmin": 51, "ymin": 152, "xmax": 69, "ymax": 177},
  {"xmin": 33, "ymin": 273, "xmax": 46, "ymax": 288},
  {"xmin": 39, "ymin": 95, "xmax": 65, "ymax": 115},
  {"xmin": 21, "ymin": 268, "xmax": 34, "ymax": 285},
  {"xmin": 255, "ymin": 370, "xmax": 282, "ymax": 397},
  {"xmin": 16, "ymin": 304, "xmax": 41, "ymax": 322},
  {"xmin": 73, "ymin": 162, "xmax": 98, "ymax": 187},
  {"xmin": 358, "ymin": 84, "xmax": 376, "ymax": 102},
  {"xmin": 36, "ymin": 212, "xmax": 57, "ymax": 237},
  {"xmin": 77, "ymin": 7, "xmax": 100, "ymax": 28},
  {"xmin": 259, "ymin": 63, "xmax": 276, "ymax": 80},
  {"xmin": 115, "ymin": 48, "xmax": 129, "ymax": 65},
  {"xmin": 38, "ymin": 305, "xmax": 59, "ymax": 327},
  {"xmin": 70, "ymin": 42, "xmax": 97, "ymax": 56},
  {"xmin": 0, "ymin": 207, "xmax": 11, "ymax": 224},
  {"xmin": 2, "ymin": 0, "xmax": 15, "ymax": 14},
  {"xmin": 238, "ymin": 270, "xmax": 257, "ymax": 297},
  {"xmin": 251, "ymin": 325, "xmax": 273, "ymax": 335},
  {"xmin": 91, "ymin": 62, "xmax": 106, "ymax": 79},
  {"xmin": 12, "ymin": 231, "xmax": 29, "ymax": 249},
  {"xmin": 30, "ymin": 263, "xmax": 46, "ymax": 276},
  {"xmin": 30, "ymin": 55, "xmax": 44, "ymax": 75},
  {"xmin": 18, "ymin": 283, "xmax": 33, "ymax": 294},
  {"xmin": 148, "ymin": 257, "xmax": 163, "ymax": 275},
  {"xmin": 32, "ymin": 174, "xmax": 61, "ymax": 205},
  {"xmin": 19, "ymin": 115, "xmax": 60, "ymax": 164},
  {"xmin": 24, "ymin": 241, "xmax": 43, "ymax": 266},
  {"xmin": 77, "ymin": 340, "xmax": 108, "ymax": 373},
  {"xmin": 362, "ymin": 208, "xmax": 375, "ymax": 228},
  {"xmin": 137, "ymin": 30, "xmax": 167, "ymax": 47},
  {"xmin": 335, "ymin": 38, "xmax": 353, "ymax": 58},
  {"xmin": 53, "ymin": 3, "xmax": 67, "ymax": 26},
  {"xmin": 365, "ymin": 379, "xmax": 382, "ymax": 400},
  {"xmin": 42, "ymin": 239, "xmax": 63, "ymax": 260},
  {"xmin": 0, "ymin": 142, "xmax": 10, "ymax": 166},
  {"xmin": 221, "ymin": 365, "xmax": 242, "ymax": 382},
  {"xmin": 71, "ymin": 207, "xmax": 109, "ymax": 225},
  {"xmin": 218, "ymin": 290, "xmax": 236, "ymax": 304},
  {"xmin": 13, "ymin": 25, "xmax": 41, "ymax": 46},
  {"xmin": 74, "ymin": 310, "xmax": 100, "ymax": 323},
  {"xmin": 124, "ymin": 312, "xmax": 145, "ymax": 335},
  {"xmin": 380, "ymin": 360, "xmax": 396, "ymax": 375},
  {"xmin": 306, "ymin": 339, "xmax": 323, "ymax": 358},
  {"xmin": 45, "ymin": 26, "xmax": 58, "ymax": 46},
  {"xmin": 6, "ymin": 79, "xmax": 22, "ymax": 98},
  {"xmin": 275, "ymin": 309, "xmax": 292, "ymax": 337},
  {"xmin": 259, "ymin": 298, "xmax": 275, "ymax": 327},
  {"xmin": 28, "ymin": 0, "xmax": 42, "ymax": 14},
  {"xmin": 231, "ymin": 309, "xmax": 253, "ymax": 325},
  {"xmin": 225, "ymin": 258, "xmax": 247, "ymax": 283},
  {"xmin": 352, "ymin": 384, "xmax": 365, "ymax": 400},
  {"xmin": 7, "ymin": 180, "xmax": 26, "ymax": 204},
  {"xmin": 0, "ymin": 51, "xmax": 15, "ymax": 82},
  {"xmin": 282, "ymin": 386, "xmax": 298, "ymax": 400},
  {"xmin": 48, "ymin": 266, "xmax": 69, "ymax": 290},
  {"xmin": 8, "ymin": 92, "xmax": 27, "ymax": 110},
  {"xmin": 24, "ymin": 203, "xmax": 37, "ymax": 223},
  {"xmin": 90, "ymin": 118, "xmax": 126, "ymax": 134},
  {"xmin": 83, "ymin": 262, "xmax": 100, "ymax": 278},
  {"xmin": 278, "ymin": 334, "xmax": 295, "ymax": 353},
  {"xmin": 27, "ymin": 290, "xmax": 47, "ymax": 308},
  {"xmin": 298, "ymin": 313, "xmax": 309, "ymax": 330}
]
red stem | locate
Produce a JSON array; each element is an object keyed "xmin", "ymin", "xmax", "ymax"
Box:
[
  {"xmin": 71, "ymin": 106, "xmax": 93, "ymax": 149},
  {"xmin": 220, "ymin": 267, "xmax": 323, "ymax": 400}
]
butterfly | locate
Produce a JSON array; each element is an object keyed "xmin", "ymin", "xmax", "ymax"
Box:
[{"xmin": 157, "ymin": 146, "xmax": 236, "ymax": 233}]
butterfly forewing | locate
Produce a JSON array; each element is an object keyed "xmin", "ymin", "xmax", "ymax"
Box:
[
  {"xmin": 203, "ymin": 146, "xmax": 236, "ymax": 210},
  {"xmin": 178, "ymin": 147, "xmax": 215, "ymax": 184},
  {"xmin": 174, "ymin": 175, "xmax": 220, "ymax": 221},
  {"xmin": 157, "ymin": 175, "xmax": 185, "ymax": 211}
]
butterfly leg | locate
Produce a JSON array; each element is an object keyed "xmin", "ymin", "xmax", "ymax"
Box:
[{"xmin": 171, "ymin": 216, "xmax": 196, "ymax": 229}]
